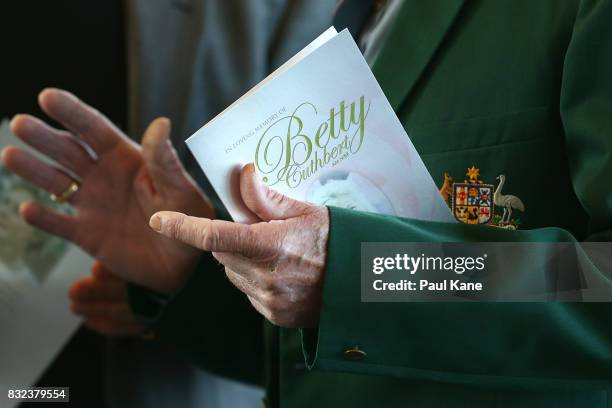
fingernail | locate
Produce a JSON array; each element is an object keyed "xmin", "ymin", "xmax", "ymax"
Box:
[
  {"xmin": 246, "ymin": 163, "xmax": 255, "ymax": 173},
  {"xmin": 149, "ymin": 214, "xmax": 163, "ymax": 231}
]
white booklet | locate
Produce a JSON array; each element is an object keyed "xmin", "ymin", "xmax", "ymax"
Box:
[{"xmin": 186, "ymin": 27, "xmax": 454, "ymax": 224}]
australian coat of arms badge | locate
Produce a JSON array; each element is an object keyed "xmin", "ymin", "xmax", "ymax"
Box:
[{"xmin": 440, "ymin": 166, "xmax": 525, "ymax": 229}]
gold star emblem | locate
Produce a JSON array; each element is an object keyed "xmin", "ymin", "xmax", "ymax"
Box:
[{"xmin": 466, "ymin": 166, "xmax": 480, "ymax": 183}]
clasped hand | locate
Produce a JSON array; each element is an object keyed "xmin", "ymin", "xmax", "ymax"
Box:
[{"xmin": 150, "ymin": 164, "xmax": 330, "ymax": 328}]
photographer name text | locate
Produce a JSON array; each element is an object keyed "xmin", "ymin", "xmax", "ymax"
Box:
[{"xmin": 371, "ymin": 253, "xmax": 488, "ymax": 292}]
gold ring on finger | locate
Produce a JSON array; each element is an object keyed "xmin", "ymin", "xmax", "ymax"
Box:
[{"xmin": 50, "ymin": 181, "xmax": 80, "ymax": 203}]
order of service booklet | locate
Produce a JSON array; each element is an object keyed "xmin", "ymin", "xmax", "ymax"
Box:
[{"xmin": 186, "ymin": 27, "xmax": 454, "ymax": 224}]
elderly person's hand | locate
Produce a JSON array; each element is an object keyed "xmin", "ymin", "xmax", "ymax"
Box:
[
  {"xmin": 149, "ymin": 164, "xmax": 329, "ymax": 328},
  {"xmin": 1, "ymin": 89, "xmax": 212, "ymax": 294},
  {"xmin": 70, "ymin": 261, "xmax": 145, "ymax": 337}
]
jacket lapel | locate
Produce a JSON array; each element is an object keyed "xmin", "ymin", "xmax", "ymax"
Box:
[{"xmin": 372, "ymin": 0, "xmax": 466, "ymax": 111}]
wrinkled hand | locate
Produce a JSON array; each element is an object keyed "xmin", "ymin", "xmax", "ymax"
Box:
[
  {"xmin": 149, "ymin": 163, "xmax": 329, "ymax": 328},
  {"xmin": 0, "ymin": 89, "xmax": 212, "ymax": 293},
  {"xmin": 70, "ymin": 261, "xmax": 145, "ymax": 337}
]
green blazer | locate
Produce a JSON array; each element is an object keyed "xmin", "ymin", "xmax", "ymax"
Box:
[{"xmin": 129, "ymin": 0, "xmax": 612, "ymax": 406}]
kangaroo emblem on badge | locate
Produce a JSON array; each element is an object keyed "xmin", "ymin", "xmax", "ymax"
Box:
[{"xmin": 440, "ymin": 167, "xmax": 525, "ymax": 229}]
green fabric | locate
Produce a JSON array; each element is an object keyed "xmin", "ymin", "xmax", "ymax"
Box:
[
  {"xmin": 285, "ymin": 0, "xmax": 612, "ymax": 406},
  {"xmin": 130, "ymin": 0, "xmax": 612, "ymax": 406},
  {"xmin": 300, "ymin": 210, "xmax": 612, "ymax": 390},
  {"xmin": 371, "ymin": 0, "xmax": 465, "ymax": 111}
]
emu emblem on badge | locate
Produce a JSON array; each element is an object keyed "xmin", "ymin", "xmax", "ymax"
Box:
[{"xmin": 440, "ymin": 166, "xmax": 525, "ymax": 229}]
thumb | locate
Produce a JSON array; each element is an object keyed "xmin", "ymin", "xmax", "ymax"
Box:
[
  {"xmin": 240, "ymin": 163, "xmax": 311, "ymax": 221},
  {"xmin": 141, "ymin": 118, "xmax": 192, "ymax": 196}
]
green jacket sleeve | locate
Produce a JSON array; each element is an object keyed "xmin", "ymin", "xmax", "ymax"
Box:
[
  {"xmin": 303, "ymin": 0, "xmax": 612, "ymax": 391},
  {"xmin": 128, "ymin": 252, "xmax": 265, "ymax": 386},
  {"xmin": 306, "ymin": 210, "xmax": 612, "ymax": 390}
]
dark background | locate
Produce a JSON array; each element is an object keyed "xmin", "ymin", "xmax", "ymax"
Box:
[{"xmin": 2, "ymin": 1, "xmax": 127, "ymax": 406}]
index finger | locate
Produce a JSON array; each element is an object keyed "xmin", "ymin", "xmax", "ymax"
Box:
[
  {"xmin": 38, "ymin": 88, "xmax": 123, "ymax": 153},
  {"xmin": 150, "ymin": 211, "xmax": 259, "ymax": 255}
]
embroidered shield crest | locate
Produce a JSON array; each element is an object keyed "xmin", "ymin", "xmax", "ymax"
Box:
[
  {"xmin": 452, "ymin": 182, "xmax": 494, "ymax": 224},
  {"xmin": 440, "ymin": 166, "xmax": 525, "ymax": 229}
]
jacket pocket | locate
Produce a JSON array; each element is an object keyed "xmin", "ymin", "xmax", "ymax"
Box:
[{"xmin": 408, "ymin": 106, "xmax": 556, "ymax": 155}]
